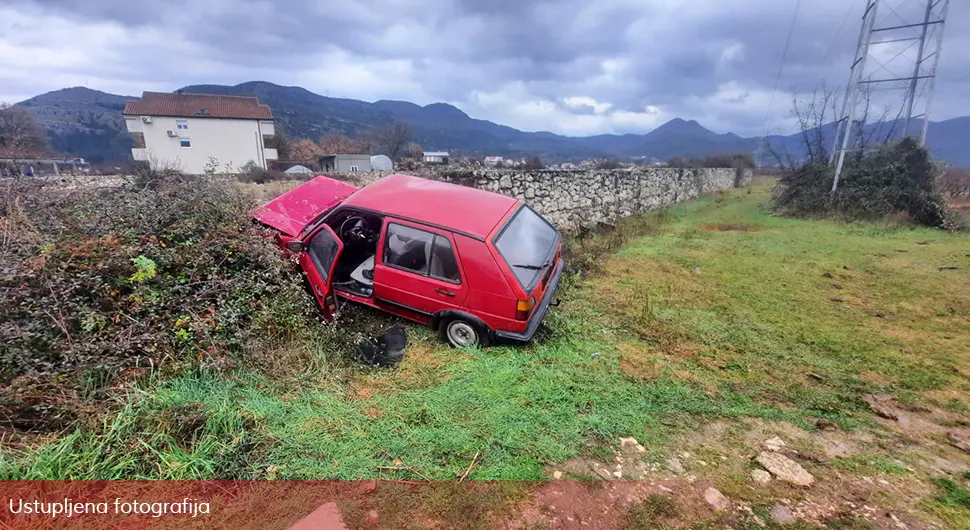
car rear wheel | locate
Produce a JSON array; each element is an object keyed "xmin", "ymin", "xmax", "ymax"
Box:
[{"xmin": 441, "ymin": 318, "xmax": 490, "ymax": 348}]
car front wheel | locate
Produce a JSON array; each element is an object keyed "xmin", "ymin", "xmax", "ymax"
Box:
[{"xmin": 441, "ymin": 318, "xmax": 490, "ymax": 348}]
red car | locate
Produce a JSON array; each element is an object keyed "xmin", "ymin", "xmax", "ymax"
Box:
[{"xmin": 254, "ymin": 174, "xmax": 564, "ymax": 348}]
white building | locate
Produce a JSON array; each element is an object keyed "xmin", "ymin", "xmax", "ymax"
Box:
[
  {"xmin": 124, "ymin": 92, "xmax": 277, "ymax": 174},
  {"xmin": 423, "ymin": 151, "xmax": 450, "ymax": 164},
  {"xmin": 483, "ymin": 156, "xmax": 503, "ymax": 167}
]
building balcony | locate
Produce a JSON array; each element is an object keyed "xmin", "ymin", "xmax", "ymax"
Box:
[
  {"xmin": 264, "ymin": 148, "xmax": 278, "ymax": 161},
  {"xmin": 131, "ymin": 148, "xmax": 149, "ymax": 161}
]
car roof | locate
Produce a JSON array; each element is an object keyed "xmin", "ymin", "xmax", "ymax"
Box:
[{"xmin": 342, "ymin": 174, "xmax": 520, "ymax": 239}]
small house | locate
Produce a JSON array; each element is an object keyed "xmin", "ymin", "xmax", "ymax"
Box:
[
  {"xmin": 423, "ymin": 151, "xmax": 450, "ymax": 164},
  {"xmin": 321, "ymin": 154, "xmax": 371, "ymax": 173}
]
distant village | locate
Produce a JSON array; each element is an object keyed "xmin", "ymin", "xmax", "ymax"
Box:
[{"xmin": 1, "ymin": 91, "xmax": 674, "ymax": 178}]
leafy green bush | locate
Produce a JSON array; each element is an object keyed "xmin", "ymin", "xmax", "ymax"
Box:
[
  {"xmin": 0, "ymin": 173, "xmax": 316, "ymax": 432},
  {"xmin": 772, "ymin": 138, "xmax": 960, "ymax": 230}
]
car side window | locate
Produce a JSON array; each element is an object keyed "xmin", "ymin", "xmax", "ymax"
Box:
[
  {"xmin": 429, "ymin": 236, "xmax": 460, "ymax": 283},
  {"xmin": 307, "ymin": 228, "xmax": 340, "ymax": 281},
  {"xmin": 384, "ymin": 223, "xmax": 434, "ymax": 274}
]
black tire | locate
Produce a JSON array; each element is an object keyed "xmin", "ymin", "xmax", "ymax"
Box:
[{"xmin": 438, "ymin": 317, "xmax": 491, "ymax": 348}]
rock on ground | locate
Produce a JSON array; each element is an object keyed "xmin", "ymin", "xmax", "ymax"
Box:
[
  {"xmin": 756, "ymin": 452, "xmax": 815, "ymax": 487},
  {"xmin": 666, "ymin": 457, "xmax": 686, "ymax": 475},
  {"xmin": 619, "ymin": 437, "xmax": 647, "ymax": 454},
  {"xmin": 703, "ymin": 487, "xmax": 730, "ymax": 511},
  {"xmin": 764, "ymin": 437, "xmax": 787, "ymax": 452},
  {"xmin": 770, "ymin": 504, "xmax": 796, "ymax": 525},
  {"xmin": 751, "ymin": 469, "xmax": 772, "ymax": 485},
  {"xmin": 864, "ymin": 394, "xmax": 901, "ymax": 420}
]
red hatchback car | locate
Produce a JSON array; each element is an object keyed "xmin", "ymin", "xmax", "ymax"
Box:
[{"xmin": 254, "ymin": 174, "xmax": 564, "ymax": 348}]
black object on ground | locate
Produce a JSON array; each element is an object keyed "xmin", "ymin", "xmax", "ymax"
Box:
[{"xmin": 356, "ymin": 326, "xmax": 408, "ymax": 367}]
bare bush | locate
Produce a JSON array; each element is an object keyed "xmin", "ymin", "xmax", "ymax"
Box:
[
  {"xmin": 595, "ymin": 158, "xmax": 622, "ymax": 170},
  {"xmin": 939, "ymin": 167, "xmax": 970, "ymax": 198},
  {"xmin": 408, "ymin": 142, "xmax": 424, "ymax": 159},
  {"xmin": 0, "ymin": 103, "xmax": 47, "ymax": 171},
  {"xmin": 667, "ymin": 154, "xmax": 754, "ymax": 170},
  {"xmin": 290, "ymin": 139, "xmax": 323, "ymax": 167}
]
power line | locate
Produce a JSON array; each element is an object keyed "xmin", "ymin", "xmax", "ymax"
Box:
[
  {"xmin": 755, "ymin": 0, "xmax": 802, "ymax": 166},
  {"xmin": 822, "ymin": 2, "xmax": 860, "ymax": 67}
]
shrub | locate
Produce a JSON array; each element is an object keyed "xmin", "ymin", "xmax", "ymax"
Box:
[
  {"xmin": 0, "ymin": 173, "xmax": 315, "ymax": 432},
  {"xmin": 595, "ymin": 158, "xmax": 622, "ymax": 170},
  {"xmin": 667, "ymin": 154, "xmax": 755, "ymax": 170},
  {"xmin": 235, "ymin": 162, "xmax": 288, "ymax": 184},
  {"xmin": 522, "ymin": 156, "xmax": 545, "ymax": 170},
  {"xmin": 772, "ymin": 138, "xmax": 960, "ymax": 230},
  {"xmin": 939, "ymin": 167, "xmax": 970, "ymax": 197}
]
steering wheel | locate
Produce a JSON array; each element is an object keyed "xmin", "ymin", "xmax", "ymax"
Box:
[{"xmin": 339, "ymin": 215, "xmax": 372, "ymax": 243}]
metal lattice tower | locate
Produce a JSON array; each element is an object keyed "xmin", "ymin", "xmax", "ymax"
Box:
[{"xmin": 830, "ymin": 0, "xmax": 950, "ymax": 191}]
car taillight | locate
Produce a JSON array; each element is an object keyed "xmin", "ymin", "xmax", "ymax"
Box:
[{"xmin": 515, "ymin": 297, "xmax": 536, "ymax": 321}]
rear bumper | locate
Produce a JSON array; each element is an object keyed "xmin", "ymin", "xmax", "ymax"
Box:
[{"xmin": 495, "ymin": 258, "xmax": 564, "ymax": 342}]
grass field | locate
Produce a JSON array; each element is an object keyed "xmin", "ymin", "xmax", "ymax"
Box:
[{"xmin": 3, "ymin": 181, "xmax": 970, "ymax": 526}]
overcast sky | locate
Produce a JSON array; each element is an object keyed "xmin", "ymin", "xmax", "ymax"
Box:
[{"xmin": 1, "ymin": 0, "xmax": 967, "ymax": 137}]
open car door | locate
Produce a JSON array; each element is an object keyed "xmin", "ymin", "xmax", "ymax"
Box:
[{"xmin": 300, "ymin": 224, "xmax": 344, "ymax": 321}]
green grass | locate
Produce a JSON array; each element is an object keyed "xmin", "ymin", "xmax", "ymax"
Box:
[
  {"xmin": 623, "ymin": 494, "xmax": 680, "ymax": 529},
  {"xmin": 3, "ymin": 182, "xmax": 969, "ymax": 482}
]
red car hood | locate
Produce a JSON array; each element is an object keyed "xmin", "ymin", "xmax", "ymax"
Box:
[{"xmin": 253, "ymin": 176, "xmax": 358, "ymax": 236}]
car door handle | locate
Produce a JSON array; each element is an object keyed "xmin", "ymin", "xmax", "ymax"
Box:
[
  {"xmin": 315, "ymin": 284, "xmax": 324, "ymax": 297},
  {"xmin": 435, "ymin": 288, "xmax": 456, "ymax": 297}
]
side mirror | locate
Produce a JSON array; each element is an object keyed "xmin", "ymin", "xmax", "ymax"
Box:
[{"xmin": 284, "ymin": 240, "xmax": 304, "ymax": 252}]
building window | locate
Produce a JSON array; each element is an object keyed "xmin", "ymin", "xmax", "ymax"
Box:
[
  {"xmin": 129, "ymin": 132, "xmax": 146, "ymax": 148},
  {"xmin": 180, "ymin": 139, "xmax": 191, "ymax": 148},
  {"xmin": 176, "ymin": 119, "xmax": 188, "ymax": 130},
  {"xmin": 349, "ymin": 165, "xmax": 359, "ymax": 172}
]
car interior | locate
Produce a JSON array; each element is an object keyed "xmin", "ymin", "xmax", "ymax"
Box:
[
  {"xmin": 325, "ymin": 209, "xmax": 384, "ymax": 297},
  {"xmin": 323, "ymin": 209, "xmax": 462, "ymax": 298}
]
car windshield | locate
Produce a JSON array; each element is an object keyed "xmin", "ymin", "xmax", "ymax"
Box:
[{"xmin": 495, "ymin": 206, "xmax": 559, "ymax": 290}]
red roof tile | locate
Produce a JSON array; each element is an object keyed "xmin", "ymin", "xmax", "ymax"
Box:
[{"xmin": 123, "ymin": 92, "xmax": 273, "ymax": 120}]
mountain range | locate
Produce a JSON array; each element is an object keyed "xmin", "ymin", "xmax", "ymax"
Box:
[{"xmin": 12, "ymin": 81, "xmax": 970, "ymax": 166}]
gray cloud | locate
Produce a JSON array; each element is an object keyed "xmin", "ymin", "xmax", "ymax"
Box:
[{"xmin": 2, "ymin": 0, "xmax": 968, "ymax": 136}]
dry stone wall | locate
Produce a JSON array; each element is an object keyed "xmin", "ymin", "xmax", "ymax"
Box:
[{"xmin": 429, "ymin": 167, "xmax": 752, "ymax": 232}]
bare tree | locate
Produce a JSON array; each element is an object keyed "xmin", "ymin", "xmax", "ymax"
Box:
[
  {"xmin": 408, "ymin": 142, "xmax": 424, "ymax": 159},
  {"xmin": 290, "ymin": 139, "xmax": 323, "ymax": 167},
  {"xmin": 0, "ymin": 103, "xmax": 46, "ymax": 175},
  {"xmin": 368, "ymin": 122, "xmax": 412, "ymax": 159},
  {"xmin": 319, "ymin": 133, "xmax": 366, "ymax": 155},
  {"xmin": 770, "ymin": 83, "xmax": 909, "ymax": 171}
]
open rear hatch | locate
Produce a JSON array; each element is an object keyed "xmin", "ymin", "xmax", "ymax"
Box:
[{"xmin": 253, "ymin": 176, "xmax": 358, "ymax": 237}]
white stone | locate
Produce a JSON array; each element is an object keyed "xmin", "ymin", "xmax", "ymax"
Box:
[
  {"xmin": 756, "ymin": 452, "xmax": 815, "ymax": 487},
  {"xmin": 704, "ymin": 487, "xmax": 730, "ymax": 511},
  {"xmin": 666, "ymin": 457, "xmax": 686, "ymax": 475},
  {"xmin": 764, "ymin": 437, "xmax": 787, "ymax": 452},
  {"xmin": 751, "ymin": 469, "xmax": 772, "ymax": 485},
  {"xmin": 619, "ymin": 437, "xmax": 647, "ymax": 454},
  {"xmin": 770, "ymin": 504, "xmax": 796, "ymax": 525}
]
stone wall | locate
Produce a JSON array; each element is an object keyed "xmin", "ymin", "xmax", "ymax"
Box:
[{"xmin": 429, "ymin": 167, "xmax": 753, "ymax": 232}]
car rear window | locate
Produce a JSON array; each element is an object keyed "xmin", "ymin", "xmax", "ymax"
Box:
[{"xmin": 494, "ymin": 206, "xmax": 559, "ymax": 290}]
